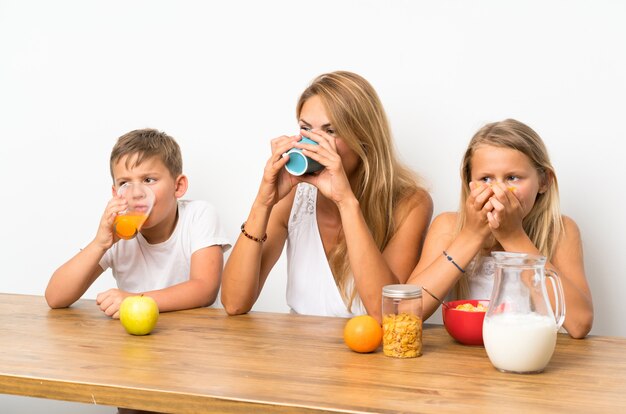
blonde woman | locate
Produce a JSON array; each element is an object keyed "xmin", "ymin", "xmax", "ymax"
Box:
[
  {"xmin": 408, "ymin": 119, "xmax": 593, "ymax": 338},
  {"xmin": 221, "ymin": 71, "xmax": 432, "ymax": 320}
]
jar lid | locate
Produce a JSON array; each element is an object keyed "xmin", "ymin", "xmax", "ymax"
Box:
[{"xmin": 382, "ymin": 284, "xmax": 422, "ymax": 299}]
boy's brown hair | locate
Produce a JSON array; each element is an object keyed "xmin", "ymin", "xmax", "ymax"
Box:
[{"xmin": 110, "ymin": 129, "xmax": 183, "ymax": 180}]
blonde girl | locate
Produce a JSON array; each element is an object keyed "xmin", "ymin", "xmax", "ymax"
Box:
[
  {"xmin": 408, "ymin": 119, "xmax": 593, "ymax": 338},
  {"xmin": 221, "ymin": 71, "xmax": 432, "ymax": 320}
]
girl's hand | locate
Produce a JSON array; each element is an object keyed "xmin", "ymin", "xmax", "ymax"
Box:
[
  {"xmin": 487, "ymin": 183, "xmax": 526, "ymax": 241},
  {"xmin": 462, "ymin": 181, "xmax": 495, "ymax": 240},
  {"xmin": 94, "ymin": 196, "xmax": 127, "ymax": 251},
  {"xmin": 96, "ymin": 288, "xmax": 132, "ymax": 319},
  {"xmin": 255, "ymin": 135, "xmax": 301, "ymax": 208},
  {"xmin": 295, "ymin": 129, "xmax": 355, "ymax": 206}
]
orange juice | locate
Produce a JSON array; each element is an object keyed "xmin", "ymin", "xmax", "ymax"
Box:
[{"xmin": 114, "ymin": 213, "xmax": 148, "ymax": 240}]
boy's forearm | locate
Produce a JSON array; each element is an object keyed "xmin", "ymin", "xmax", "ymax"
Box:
[
  {"xmin": 45, "ymin": 241, "xmax": 106, "ymax": 308},
  {"xmin": 143, "ymin": 278, "xmax": 219, "ymax": 313}
]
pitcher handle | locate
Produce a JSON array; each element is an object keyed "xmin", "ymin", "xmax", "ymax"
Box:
[{"xmin": 546, "ymin": 269, "xmax": 566, "ymax": 329}]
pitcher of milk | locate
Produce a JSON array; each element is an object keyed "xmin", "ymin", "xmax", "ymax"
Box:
[{"xmin": 483, "ymin": 252, "xmax": 565, "ymax": 374}]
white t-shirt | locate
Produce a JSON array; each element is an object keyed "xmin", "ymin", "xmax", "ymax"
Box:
[
  {"xmin": 99, "ymin": 200, "xmax": 231, "ymax": 293},
  {"xmin": 286, "ymin": 183, "xmax": 366, "ymax": 317}
]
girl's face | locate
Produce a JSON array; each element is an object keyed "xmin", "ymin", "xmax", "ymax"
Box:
[
  {"xmin": 470, "ymin": 145, "xmax": 547, "ymax": 217},
  {"xmin": 298, "ymin": 95, "xmax": 360, "ymax": 178}
]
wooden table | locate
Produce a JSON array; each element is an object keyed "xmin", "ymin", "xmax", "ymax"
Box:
[{"xmin": 0, "ymin": 293, "xmax": 624, "ymax": 413}]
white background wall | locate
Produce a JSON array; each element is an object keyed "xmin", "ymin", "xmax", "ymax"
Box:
[{"xmin": 1, "ymin": 0, "xmax": 625, "ymax": 411}]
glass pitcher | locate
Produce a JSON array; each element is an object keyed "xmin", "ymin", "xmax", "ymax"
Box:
[{"xmin": 482, "ymin": 252, "xmax": 565, "ymax": 374}]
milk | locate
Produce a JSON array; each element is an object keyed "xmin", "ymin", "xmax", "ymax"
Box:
[{"xmin": 483, "ymin": 312, "xmax": 557, "ymax": 373}]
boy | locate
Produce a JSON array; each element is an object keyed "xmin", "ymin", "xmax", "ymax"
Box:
[{"xmin": 46, "ymin": 129, "xmax": 230, "ymax": 318}]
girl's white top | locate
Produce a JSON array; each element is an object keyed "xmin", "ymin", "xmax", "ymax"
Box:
[
  {"xmin": 466, "ymin": 256, "xmax": 497, "ymax": 300},
  {"xmin": 286, "ymin": 183, "xmax": 365, "ymax": 317}
]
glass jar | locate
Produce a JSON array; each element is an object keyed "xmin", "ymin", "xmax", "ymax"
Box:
[{"xmin": 382, "ymin": 284, "xmax": 423, "ymax": 358}]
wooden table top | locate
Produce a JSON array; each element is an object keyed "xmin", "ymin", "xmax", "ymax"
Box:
[{"xmin": 0, "ymin": 293, "xmax": 624, "ymax": 413}]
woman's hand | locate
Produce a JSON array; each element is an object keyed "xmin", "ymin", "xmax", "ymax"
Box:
[
  {"xmin": 295, "ymin": 129, "xmax": 355, "ymax": 206},
  {"xmin": 487, "ymin": 183, "xmax": 526, "ymax": 242},
  {"xmin": 255, "ymin": 135, "xmax": 301, "ymax": 208}
]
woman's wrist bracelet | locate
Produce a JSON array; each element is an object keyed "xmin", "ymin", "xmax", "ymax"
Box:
[
  {"xmin": 443, "ymin": 250, "xmax": 466, "ymax": 273},
  {"xmin": 241, "ymin": 221, "xmax": 267, "ymax": 243}
]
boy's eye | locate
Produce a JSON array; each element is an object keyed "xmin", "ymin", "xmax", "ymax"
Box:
[
  {"xmin": 144, "ymin": 178, "xmax": 156, "ymax": 184},
  {"xmin": 507, "ymin": 176, "xmax": 520, "ymax": 182}
]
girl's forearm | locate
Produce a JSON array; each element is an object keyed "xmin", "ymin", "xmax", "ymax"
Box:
[
  {"xmin": 544, "ymin": 261, "xmax": 593, "ymax": 339},
  {"xmin": 409, "ymin": 231, "xmax": 485, "ymax": 320}
]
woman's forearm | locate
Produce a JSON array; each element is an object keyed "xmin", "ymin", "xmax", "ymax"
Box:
[
  {"xmin": 221, "ymin": 201, "xmax": 273, "ymax": 315},
  {"xmin": 338, "ymin": 197, "xmax": 399, "ymax": 321}
]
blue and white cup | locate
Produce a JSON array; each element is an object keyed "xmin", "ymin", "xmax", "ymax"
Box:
[{"xmin": 284, "ymin": 137, "xmax": 324, "ymax": 176}]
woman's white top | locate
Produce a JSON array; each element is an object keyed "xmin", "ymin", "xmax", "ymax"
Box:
[{"xmin": 285, "ymin": 183, "xmax": 366, "ymax": 317}]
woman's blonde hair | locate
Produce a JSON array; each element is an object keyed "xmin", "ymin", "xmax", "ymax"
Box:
[
  {"xmin": 455, "ymin": 119, "xmax": 563, "ymax": 296},
  {"xmin": 296, "ymin": 71, "xmax": 423, "ymax": 310}
]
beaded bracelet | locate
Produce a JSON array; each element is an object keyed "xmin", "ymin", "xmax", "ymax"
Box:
[
  {"xmin": 241, "ymin": 222, "xmax": 267, "ymax": 243},
  {"xmin": 443, "ymin": 250, "xmax": 466, "ymax": 273}
]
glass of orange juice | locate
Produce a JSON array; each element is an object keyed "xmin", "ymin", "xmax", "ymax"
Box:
[{"xmin": 114, "ymin": 183, "xmax": 155, "ymax": 240}]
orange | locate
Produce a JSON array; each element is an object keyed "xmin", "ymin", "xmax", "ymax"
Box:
[{"xmin": 343, "ymin": 315, "xmax": 382, "ymax": 353}]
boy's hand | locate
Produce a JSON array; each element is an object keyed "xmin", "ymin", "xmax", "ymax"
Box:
[
  {"xmin": 94, "ymin": 196, "xmax": 128, "ymax": 251},
  {"xmin": 96, "ymin": 288, "xmax": 132, "ymax": 319}
]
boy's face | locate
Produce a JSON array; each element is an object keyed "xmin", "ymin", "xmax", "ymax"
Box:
[{"xmin": 111, "ymin": 154, "xmax": 186, "ymax": 234}]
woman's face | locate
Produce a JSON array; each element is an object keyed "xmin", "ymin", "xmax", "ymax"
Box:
[
  {"xmin": 470, "ymin": 144, "xmax": 547, "ymax": 218},
  {"xmin": 298, "ymin": 95, "xmax": 360, "ymax": 178}
]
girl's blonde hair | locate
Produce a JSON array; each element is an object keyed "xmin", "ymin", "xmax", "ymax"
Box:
[
  {"xmin": 456, "ymin": 119, "xmax": 563, "ymax": 296},
  {"xmin": 296, "ymin": 71, "xmax": 423, "ymax": 310}
]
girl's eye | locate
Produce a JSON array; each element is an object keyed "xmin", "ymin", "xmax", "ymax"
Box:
[
  {"xmin": 480, "ymin": 177, "xmax": 493, "ymax": 183},
  {"xmin": 326, "ymin": 129, "xmax": 336, "ymax": 135},
  {"xmin": 507, "ymin": 176, "xmax": 520, "ymax": 182},
  {"xmin": 300, "ymin": 126, "xmax": 311, "ymax": 132}
]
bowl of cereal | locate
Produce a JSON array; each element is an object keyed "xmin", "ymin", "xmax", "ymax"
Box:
[{"xmin": 442, "ymin": 299, "xmax": 489, "ymax": 346}]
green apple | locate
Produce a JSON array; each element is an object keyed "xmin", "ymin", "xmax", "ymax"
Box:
[{"xmin": 119, "ymin": 294, "xmax": 159, "ymax": 335}]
